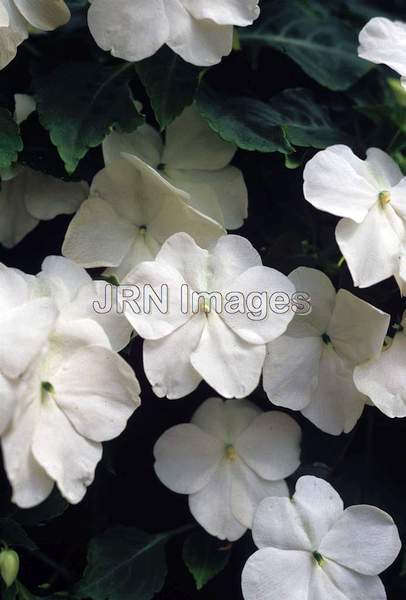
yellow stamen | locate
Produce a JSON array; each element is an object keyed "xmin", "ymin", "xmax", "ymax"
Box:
[
  {"xmin": 379, "ymin": 191, "xmax": 391, "ymax": 207},
  {"xmin": 225, "ymin": 445, "xmax": 237, "ymax": 461}
]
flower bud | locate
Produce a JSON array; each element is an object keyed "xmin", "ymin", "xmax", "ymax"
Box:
[{"xmin": 0, "ymin": 549, "xmax": 20, "ymax": 588}]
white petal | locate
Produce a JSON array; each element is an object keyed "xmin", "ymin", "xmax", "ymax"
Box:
[
  {"xmin": 252, "ymin": 497, "xmax": 312, "ymax": 551},
  {"xmin": 62, "ymin": 196, "xmax": 136, "ymax": 269},
  {"xmin": 189, "ymin": 460, "xmax": 246, "ymax": 541},
  {"xmin": 336, "ymin": 203, "xmax": 404, "ymax": 288},
  {"xmin": 221, "ymin": 266, "xmax": 295, "ymax": 344},
  {"xmin": 0, "ymin": 3, "xmax": 27, "ymax": 71},
  {"xmin": 264, "ymin": 335, "xmax": 323, "ymax": 411},
  {"xmin": 318, "ymin": 560, "xmax": 387, "ymax": 600},
  {"xmin": 153, "ymin": 423, "xmax": 223, "ymax": 494},
  {"xmin": 166, "ymin": 0, "xmax": 233, "ymax": 67},
  {"xmin": 102, "ymin": 124, "xmax": 163, "ymax": 168},
  {"xmin": 124, "ymin": 260, "xmax": 190, "ymax": 339},
  {"xmin": 301, "ymin": 345, "xmax": 365, "ymax": 435},
  {"xmin": 0, "ymin": 261, "xmax": 32, "ymax": 312},
  {"xmin": 0, "ymin": 298, "xmax": 57, "ymax": 379},
  {"xmin": 40, "ymin": 255, "xmax": 91, "ymax": 304},
  {"xmin": 53, "ymin": 346, "xmax": 140, "ymax": 442},
  {"xmin": 0, "ymin": 0, "xmax": 9, "ymax": 26},
  {"xmin": 144, "ymin": 314, "xmax": 205, "ymax": 399},
  {"xmin": 365, "ymin": 148, "xmax": 403, "ymax": 187},
  {"xmin": 0, "ymin": 373, "xmax": 16, "ymax": 435},
  {"xmin": 191, "ymin": 312, "xmax": 265, "ymax": 398},
  {"xmin": 103, "ymin": 231, "xmax": 161, "ymax": 282},
  {"xmin": 61, "ymin": 280, "xmax": 132, "ymax": 352},
  {"xmin": 181, "ymin": 0, "xmax": 260, "ymax": 26},
  {"xmin": 162, "ymin": 104, "xmax": 236, "ymax": 171},
  {"xmin": 320, "ymin": 505, "xmax": 401, "ymax": 576},
  {"xmin": 230, "ymin": 460, "xmax": 288, "ymax": 529},
  {"xmin": 155, "ymin": 232, "xmax": 208, "ymax": 291},
  {"xmin": 24, "ymin": 169, "xmax": 87, "ymax": 220},
  {"xmin": 14, "ymin": 93, "xmax": 36, "ymax": 125},
  {"xmin": 191, "ymin": 397, "xmax": 261, "ymax": 442},
  {"xmin": 0, "ymin": 173, "xmax": 39, "ymax": 248},
  {"xmin": 288, "ymin": 267, "xmax": 336, "ymax": 337},
  {"xmin": 2, "ymin": 371, "xmax": 54, "ymax": 509},
  {"xmin": 354, "ymin": 331, "xmax": 406, "ymax": 418},
  {"xmin": 358, "ymin": 17, "xmax": 406, "ymax": 78},
  {"xmin": 236, "ymin": 411, "xmax": 301, "ymax": 480},
  {"xmin": 210, "ymin": 235, "xmax": 262, "ymax": 291},
  {"xmin": 242, "ymin": 548, "xmax": 313, "ymax": 600},
  {"xmin": 328, "ymin": 290, "xmax": 389, "ymax": 364},
  {"xmin": 14, "ymin": 0, "xmax": 70, "ymax": 30},
  {"xmin": 303, "ymin": 145, "xmax": 379, "ymax": 222},
  {"xmin": 32, "ymin": 397, "xmax": 102, "ymax": 504},
  {"xmin": 87, "ymin": 0, "xmax": 169, "ymax": 62}
]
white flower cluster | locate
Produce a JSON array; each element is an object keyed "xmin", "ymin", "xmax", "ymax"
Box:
[{"xmin": 0, "ymin": 6, "xmax": 405, "ymax": 600}]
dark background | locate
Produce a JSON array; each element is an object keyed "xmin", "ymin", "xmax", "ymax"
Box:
[{"xmin": 0, "ymin": 0, "xmax": 406, "ymax": 598}]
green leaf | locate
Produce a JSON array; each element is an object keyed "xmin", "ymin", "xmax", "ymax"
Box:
[
  {"xmin": 183, "ymin": 531, "xmax": 231, "ymax": 591},
  {"xmin": 0, "ymin": 108, "xmax": 23, "ymax": 171},
  {"xmin": 196, "ymin": 86, "xmax": 293, "ymax": 154},
  {"xmin": 76, "ymin": 526, "xmax": 174, "ymax": 600},
  {"xmin": 239, "ymin": 0, "xmax": 371, "ymax": 91},
  {"xmin": 35, "ymin": 61, "xmax": 144, "ymax": 174},
  {"xmin": 0, "ymin": 519, "xmax": 37, "ymax": 551},
  {"xmin": 267, "ymin": 88, "xmax": 352, "ymax": 148},
  {"xmin": 135, "ymin": 46, "xmax": 201, "ymax": 130}
]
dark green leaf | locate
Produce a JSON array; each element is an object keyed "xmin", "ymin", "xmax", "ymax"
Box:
[
  {"xmin": 0, "ymin": 108, "xmax": 23, "ymax": 171},
  {"xmin": 196, "ymin": 86, "xmax": 293, "ymax": 154},
  {"xmin": 183, "ymin": 531, "xmax": 231, "ymax": 591},
  {"xmin": 0, "ymin": 519, "xmax": 37, "ymax": 551},
  {"xmin": 135, "ymin": 46, "xmax": 201, "ymax": 130},
  {"xmin": 240, "ymin": 0, "xmax": 371, "ymax": 90},
  {"xmin": 35, "ymin": 61, "xmax": 144, "ymax": 174},
  {"xmin": 76, "ymin": 526, "xmax": 172, "ymax": 600},
  {"xmin": 267, "ymin": 88, "xmax": 351, "ymax": 148}
]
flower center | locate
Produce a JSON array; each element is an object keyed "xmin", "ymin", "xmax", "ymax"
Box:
[
  {"xmin": 138, "ymin": 225, "xmax": 147, "ymax": 235},
  {"xmin": 379, "ymin": 190, "xmax": 391, "ymax": 207},
  {"xmin": 321, "ymin": 333, "xmax": 331, "ymax": 345},
  {"xmin": 225, "ymin": 444, "xmax": 237, "ymax": 461},
  {"xmin": 41, "ymin": 381, "xmax": 55, "ymax": 401},
  {"xmin": 313, "ymin": 551, "xmax": 324, "ymax": 566}
]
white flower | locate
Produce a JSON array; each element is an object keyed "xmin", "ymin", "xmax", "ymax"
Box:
[
  {"xmin": 358, "ymin": 17, "xmax": 406, "ymax": 90},
  {"xmin": 242, "ymin": 475, "xmax": 401, "ymax": 600},
  {"xmin": 103, "ymin": 105, "xmax": 248, "ymax": 231},
  {"xmin": 0, "ymin": 259, "xmax": 140, "ymax": 508},
  {"xmin": 124, "ymin": 232, "xmax": 295, "ymax": 399},
  {"xmin": 354, "ymin": 312, "xmax": 406, "ymax": 418},
  {"xmin": 263, "ymin": 267, "xmax": 390, "ymax": 435},
  {"xmin": 303, "ymin": 145, "xmax": 406, "ymax": 290},
  {"xmin": 154, "ymin": 397, "xmax": 301, "ymax": 541},
  {"xmin": 87, "ymin": 0, "xmax": 260, "ymax": 67},
  {"xmin": 0, "ymin": 0, "xmax": 70, "ymax": 70},
  {"xmin": 62, "ymin": 153, "xmax": 225, "ymax": 281},
  {"xmin": 0, "ymin": 165, "xmax": 88, "ymax": 248}
]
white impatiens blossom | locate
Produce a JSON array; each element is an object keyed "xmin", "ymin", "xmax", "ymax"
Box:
[
  {"xmin": 358, "ymin": 17, "xmax": 406, "ymax": 90},
  {"xmin": 87, "ymin": 0, "xmax": 260, "ymax": 67},
  {"xmin": 154, "ymin": 397, "xmax": 301, "ymax": 541},
  {"xmin": 0, "ymin": 0, "xmax": 70, "ymax": 70},
  {"xmin": 103, "ymin": 105, "xmax": 248, "ymax": 231},
  {"xmin": 304, "ymin": 145, "xmax": 406, "ymax": 290},
  {"xmin": 242, "ymin": 476, "xmax": 401, "ymax": 600},
  {"xmin": 62, "ymin": 153, "xmax": 225, "ymax": 282},
  {"xmin": 354, "ymin": 311, "xmax": 406, "ymax": 418},
  {"xmin": 124, "ymin": 232, "xmax": 296, "ymax": 399},
  {"xmin": 0, "ymin": 258, "xmax": 139, "ymax": 508},
  {"xmin": 0, "ymin": 165, "xmax": 88, "ymax": 248},
  {"xmin": 263, "ymin": 267, "xmax": 390, "ymax": 435}
]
